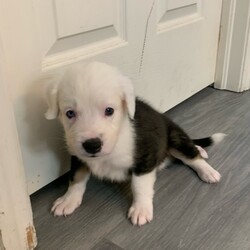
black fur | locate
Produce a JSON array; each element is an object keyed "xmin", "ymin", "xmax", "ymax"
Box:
[
  {"xmin": 132, "ymin": 99, "xmax": 200, "ymax": 175},
  {"xmin": 69, "ymin": 156, "xmax": 86, "ymax": 182},
  {"xmin": 192, "ymin": 137, "xmax": 213, "ymax": 147},
  {"xmin": 132, "ymin": 99, "xmax": 168, "ymax": 175}
]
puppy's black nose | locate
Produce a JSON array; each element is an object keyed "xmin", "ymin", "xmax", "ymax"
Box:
[{"xmin": 82, "ymin": 138, "xmax": 102, "ymax": 154}]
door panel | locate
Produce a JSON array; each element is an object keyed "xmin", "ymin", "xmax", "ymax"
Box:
[
  {"xmin": 157, "ymin": 0, "xmax": 200, "ymax": 29},
  {"xmin": 55, "ymin": 0, "xmax": 115, "ymax": 37},
  {"xmin": 135, "ymin": 0, "xmax": 222, "ymax": 111},
  {"xmin": 1, "ymin": 0, "xmax": 222, "ymax": 193},
  {"xmin": 34, "ymin": 0, "xmax": 127, "ymax": 70}
]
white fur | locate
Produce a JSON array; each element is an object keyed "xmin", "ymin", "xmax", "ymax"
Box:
[
  {"xmin": 45, "ymin": 62, "xmax": 135, "ymax": 162},
  {"xmin": 195, "ymin": 145, "xmax": 208, "ymax": 159},
  {"xmin": 185, "ymin": 158, "xmax": 221, "ymax": 183},
  {"xmin": 85, "ymin": 116, "xmax": 135, "ymax": 182},
  {"xmin": 128, "ymin": 170, "xmax": 156, "ymax": 226},
  {"xmin": 170, "ymin": 149, "xmax": 221, "ymax": 183},
  {"xmin": 46, "ymin": 62, "xmax": 137, "ymax": 216},
  {"xmin": 51, "ymin": 172, "xmax": 90, "ymax": 216},
  {"xmin": 212, "ymin": 133, "xmax": 227, "ymax": 145}
]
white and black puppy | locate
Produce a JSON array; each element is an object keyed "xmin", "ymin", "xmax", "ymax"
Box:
[{"xmin": 45, "ymin": 62, "xmax": 225, "ymax": 226}]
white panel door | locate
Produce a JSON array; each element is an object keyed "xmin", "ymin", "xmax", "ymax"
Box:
[
  {"xmin": 0, "ymin": 0, "xmax": 222, "ymax": 193},
  {"xmin": 136, "ymin": 0, "xmax": 223, "ymax": 110}
]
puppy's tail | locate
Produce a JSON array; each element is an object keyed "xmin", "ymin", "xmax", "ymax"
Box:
[{"xmin": 192, "ymin": 133, "xmax": 227, "ymax": 148}]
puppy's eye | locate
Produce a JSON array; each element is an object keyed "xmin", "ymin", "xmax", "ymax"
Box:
[
  {"xmin": 105, "ymin": 107, "xmax": 114, "ymax": 116},
  {"xmin": 66, "ymin": 110, "xmax": 76, "ymax": 119}
]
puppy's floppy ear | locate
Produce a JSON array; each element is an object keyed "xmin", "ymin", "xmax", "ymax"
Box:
[
  {"xmin": 120, "ymin": 76, "xmax": 135, "ymax": 119},
  {"xmin": 44, "ymin": 78, "xmax": 59, "ymax": 120}
]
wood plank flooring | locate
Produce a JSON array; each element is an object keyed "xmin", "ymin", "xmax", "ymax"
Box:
[{"xmin": 31, "ymin": 87, "xmax": 250, "ymax": 250}]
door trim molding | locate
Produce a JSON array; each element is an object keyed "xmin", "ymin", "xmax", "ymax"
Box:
[
  {"xmin": 215, "ymin": 0, "xmax": 250, "ymax": 92},
  {"xmin": 0, "ymin": 41, "xmax": 37, "ymax": 249}
]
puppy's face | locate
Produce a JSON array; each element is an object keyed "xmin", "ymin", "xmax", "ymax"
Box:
[
  {"xmin": 45, "ymin": 62, "xmax": 135, "ymax": 160},
  {"xmin": 59, "ymin": 79, "xmax": 125, "ymax": 158}
]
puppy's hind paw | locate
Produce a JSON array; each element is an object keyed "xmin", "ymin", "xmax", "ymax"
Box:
[{"xmin": 198, "ymin": 168, "xmax": 221, "ymax": 184}]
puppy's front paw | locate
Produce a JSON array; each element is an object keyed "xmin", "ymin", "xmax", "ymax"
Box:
[
  {"xmin": 198, "ymin": 167, "xmax": 221, "ymax": 184},
  {"xmin": 51, "ymin": 192, "xmax": 83, "ymax": 216},
  {"xmin": 128, "ymin": 202, "xmax": 153, "ymax": 226}
]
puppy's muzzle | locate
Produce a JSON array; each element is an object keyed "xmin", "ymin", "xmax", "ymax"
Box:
[{"xmin": 82, "ymin": 138, "xmax": 102, "ymax": 154}]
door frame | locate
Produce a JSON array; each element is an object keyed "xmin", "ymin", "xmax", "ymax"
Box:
[
  {"xmin": 0, "ymin": 46, "xmax": 37, "ymax": 249},
  {"xmin": 215, "ymin": 0, "xmax": 250, "ymax": 92}
]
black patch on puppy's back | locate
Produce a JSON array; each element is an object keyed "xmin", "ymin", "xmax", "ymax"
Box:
[
  {"xmin": 133, "ymin": 99, "xmax": 168, "ymax": 175},
  {"xmin": 132, "ymin": 99, "xmax": 200, "ymax": 176}
]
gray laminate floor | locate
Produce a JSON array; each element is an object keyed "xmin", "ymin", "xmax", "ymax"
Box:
[{"xmin": 31, "ymin": 87, "xmax": 250, "ymax": 250}]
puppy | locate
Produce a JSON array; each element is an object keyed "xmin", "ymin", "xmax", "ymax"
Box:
[{"xmin": 45, "ymin": 62, "xmax": 225, "ymax": 226}]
